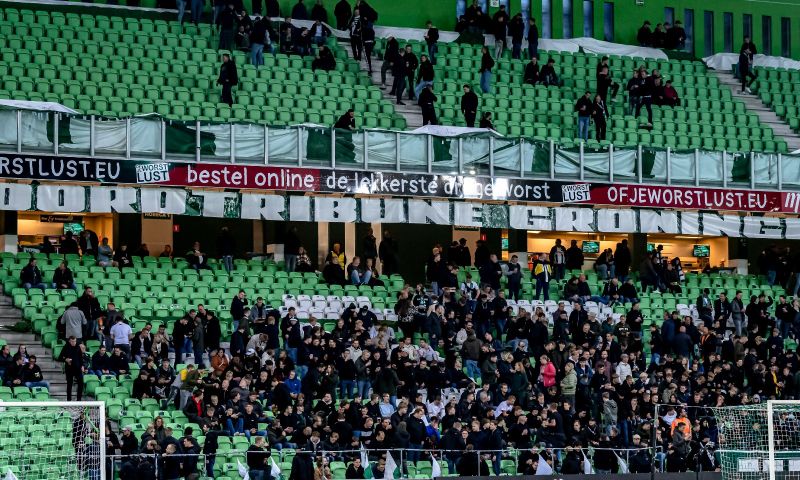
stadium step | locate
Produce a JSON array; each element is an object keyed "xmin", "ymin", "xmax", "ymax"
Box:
[
  {"xmin": 711, "ymin": 69, "xmax": 800, "ymax": 152},
  {"xmin": 337, "ymin": 39, "xmax": 424, "ymax": 129}
]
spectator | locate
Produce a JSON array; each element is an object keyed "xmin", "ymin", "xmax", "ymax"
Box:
[
  {"xmin": 540, "ymin": 57, "xmax": 559, "ymax": 86},
  {"xmin": 362, "ymin": 21, "xmax": 375, "ymax": 73},
  {"xmin": 509, "ymin": 13, "xmax": 524, "ymax": 59},
  {"xmin": 739, "ymin": 46, "xmax": 756, "ymax": 94},
  {"xmin": 310, "ymin": 0, "xmax": 327, "ymax": 22},
  {"xmin": 159, "ymin": 245, "xmax": 173, "ymax": 259},
  {"xmin": 637, "ymin": 21, "xmax": 652, "ymax": 46},
  {"xmin": 565, "ymin": 239, "xmax": 584, "ymax": 270},
  {"xmin": 492, "ymin": 5, "xmax": 509, "ymax": 59},
  {"xmin": 592, "ymin": 93, "xmax": 608, "ymax": 141},
  {"xmin": 60, "ymin": 303, "xmax": 87, "ymax": 343},
  {"xmin": 527, "ymin": 17, "xmax": 538, "ymax": 59},
  {"xmin": 58, "ymin": 336, "xmax": 84, "ymax": 400},
  {"xmin": 662, "ymin": 80, "xmax": 680, "ymax": 106},
  {"xmin": 652, "ymin": 22, "xmax": 666, "ymax": 48},
  {"xmin": 575, "ymin": 91, "xmax": 592, "ymax": 141},
  {"xmin": 634, "ymin": 67, "xmax": 653, "ymax": 126},
  {"xmin": 414, "ymin": 54, "xmax": 435, "ymax": 99},
  {"xmin": 187, "ymin": 241, "xmax": 212, "ymax": 271},
  {"xmin": 418, "ymin": 84, "xmax": 438, "ymax": 126},
  {"xmin": 596, "ymin": 61, "xmax": 619, "ymax": 102},
  {"xmin": 334, "ymin": 0, "xmax": 351, "ymax": 30},
  {"xmin": 218, "ymin": 53, "xmax": 239, "ymax": 107},
  {"xmin": 533, "ymin": 253, "xmax": 551, "ymax": 300},
  {"xmin": 402, "ymin": 45, "xmax": 419, "ymax": 101},
  {"xmin": 61, "ymin": 231, "xmax": 79, "ymax": 254},
  {"xmin": 390, "ymin": 47, "xmax": 408, "ymax": 104},
  {"xmin": 380, "ymin": 36, "xmax": 399, "ymax": 88},
  {"xmin": 461, "ymin": 84, "xmax": 479, "ymax": 127},
  {"xmin": 523, "ymin": 56, "xmax": 540, "ymax": 85},
  {"xmin": 291, "ymin": 0, "xmax": 308, "ymax": 20},
  {"xmin": 22, "ymin": 355, "xmax": 49, "ymax": 390},
  {"xmin": 479, "ymin": 111, "xmax": 494, "ymax": 129},
  {"xmin": 217, "ymin": 4, "xmax": 237, "ymax": 50},
  {"xmin": 110, "ymin": 315, "xmax": 133, "ymax": 358},
  {"xmin": 347, "ymin": 257, "xmax": 372, "ymax": 286},
  {"xmin": 349, "ymin": 8, "xmax": 364, "ymax": 60},
  {"xmin": 312, "ymin": 44, "xmax": 336, "ymax": 71},
  {"xmin": 217, "ymin": 227, "xmax": 236, "ymax": 273},
  {"xmin": 20, "ymin": 258, "xmax": 46, "ymax": 290},
  {"xmin": 479, "ymin": 46, "xmax": 495, "ymax": 94},
  {"xmin": 667, "ymin": 20, "xmax": 686, "ymax": 50},
  {"xmin": 424, "ymin": 21, "xmax": 439, "ymax": 65},
  {"xmin": 334, "ymin": 109, "xmax": 356, "ymax": 129},
  {"xmin": 97, "ymin": 238, "xmax": 116, "ymax": 267}
]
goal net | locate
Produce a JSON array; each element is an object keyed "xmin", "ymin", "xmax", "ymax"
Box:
[
  {"xmin": 713, "ymin": 401, "xmax": 800, "ymax": 480},
  {"xmin": 0, "ymin": 401, "xmax": 105, "ymax": 480}
]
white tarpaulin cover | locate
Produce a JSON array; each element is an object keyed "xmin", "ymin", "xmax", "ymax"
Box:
[
  {"xmin": 0, "ymin": 99, "xmax": 79, "ymax": 114},
  {"xmin": 274, "ymin": 18, "xmax": 460, "ymax": 43},
  {"xmin": 487, "ymin": 36, "xmax": 668, "ymax": 60},
  {"xmin": 410, "ymin": 125, "xmax": 503, "ymax": 137},
  {"xmin": 704, "ymin": 52, "xmax": 800, "ymax": 71}
]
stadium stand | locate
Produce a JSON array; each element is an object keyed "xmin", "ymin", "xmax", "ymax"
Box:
[
  {"xmin": 755, "ymin": 67, "xmax": 800, "ymax": 133},
  {"xmin": 373, "ymin": 37, "xmax": 789, "ymax": 152},
  {"xmin": 0, "ymin": 7, "xmax": 406, "ymax": 129}
]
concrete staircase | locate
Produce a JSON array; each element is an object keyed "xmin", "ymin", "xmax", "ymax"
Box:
[
  {"xmin": 0, "ymin": 295, "xmax": 68, "ymax": 399},
  {"xmin": 711, "ymin": 70, "xmax": 800, "ymax": 152},
  {"xmin": 337, "ymin": 39, "xmax": 424, "ymax": 129}
]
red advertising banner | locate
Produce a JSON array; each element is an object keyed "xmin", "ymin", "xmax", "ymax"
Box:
[
  {"xmin": 159, "ymin": 164, "xmax": 321, "ymax": 191},
  {"xmin": 584, "ymin": 184, "xmax": 785, "ymax": 212}
]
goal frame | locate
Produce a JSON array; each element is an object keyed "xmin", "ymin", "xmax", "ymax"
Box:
[
  {"xmin": 0, "ymin": 401, "xmax": 106, "ymax": 480},
  {"xmin": 767, "ymin": 400, "xmax": 800, "ymax": 480}
]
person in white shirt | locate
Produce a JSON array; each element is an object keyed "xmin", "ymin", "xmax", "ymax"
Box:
[
  {"xmin": 494, "ymin": 394, "xmax": 516, "ymax": 418},
  {"xmin": 109, "ymin": 317, "xmax": 132, "ymax": 358},
  {"xmin": 615, "ymin": 353, "xmax": 632, "ymax": 380},
  {"xmin": 426, "ymin": 398, "xmax": 445, "ymax": 419},
  {"xmin": 415, "ymin": 340, "xmax": 437, "ymax": 362},
  {"xmin": 379, "ymin": 393, "xmax": 396, "ymax": 418}
]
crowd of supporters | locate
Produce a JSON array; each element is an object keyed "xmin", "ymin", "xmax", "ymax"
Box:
[{"xmin": 8, "ymin": 227, "xmax": 800, "ymax": 478}]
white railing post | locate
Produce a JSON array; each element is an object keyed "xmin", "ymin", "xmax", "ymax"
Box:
[
  {"xmin": 609, "ymin": 143, "xmax": 614, "ymax": 183},
  {"xmin": 363, "ymin": 130, "xmax": 369, "ymax": 169},
  {"xmin": 53, "ymin": 113, "xmax": 59, "ymax": 156},
  {"xmin": 489, "ymin": 136, "xmax": 495, "ymax": 176},
  {"xmin": 230, "ymin": 123, "xmax": 236, "ymax": 163},
  {"xmin": 89, "ymin": 115, "xmax": 96, "ymax": 157},
  {"xmin": 777, "ymin": 153, "xmax": 783, "ymax": 190},
  {"xmin": 637, "ymin": 144, "xmax": 643, "ymax": 183},
  {"xmin": 519, "ymin": 138, "xmax": 525, "ymax": 177},
  {"xmin": 160, "ymin": 119, "xmax": 166, "ymax": 162},
  {"xmin": 395, "ymin": 131, "xmax": 401, "ymax": 172},
  {"xmin": 549, "ymin": 139, "xmax": 555, "ymax": 179},
  {"xmin": 722, "ymin": 150, "xmax": 728, "ymax": 188},
  {"xmin": 694, "ymin": 149, "xmax": 700, "ymax": 186},
  {"xmin": 579, "ymin": 141, "xmax": 585, "ymax": 180},
  {"xmin": 125, "ymin": 117, "xmax": 131, "ymax": 159},
  {"xmin": 264, "ymin": 125, "xmax": 270, "ymax": 165},
  {"xmin": 196, "ymin": 120, "xmax": 201, "ymax": 162},
  {"xmin": 458, "ymin": 137, "xmax": 464, "ymax": 174},
  {"xmin": 427, "ymin": 134, "xmax": 433, "ymax": 173},
  {"xmin": 666, "ymin": 147, "xmax": 671, "ymax": 185},
  {"xmin": 750, "ymin": 151, "xmax": 756, "ymax": 189},
  {"xmin": 16, "ymin": 109, "xmax": 21, "ymax": 153},
  {"xmin": 297, "ymin": 126, "xmax": 303, "ymax": 166},
  {"xmin": 330, "ymin": 128, "xmax": 336, "ymax": 168}
]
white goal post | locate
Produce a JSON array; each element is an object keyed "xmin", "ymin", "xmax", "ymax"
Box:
[
  {"xmin": 713, "ymin": 400, "xmax": 800, "ymax": 480},
  {"xmin": 0, "ymin": 401, "xmax": 106, "ymax": 480}
]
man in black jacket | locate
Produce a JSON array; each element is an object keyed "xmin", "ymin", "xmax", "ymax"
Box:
[
  {"xmin": 461, "ymin": 85, "xmax": 479, "ymax": 127},
  {"xmin": 334, "ymin": 0, "xmax": 351, "ymax": 30},
  {"xmin": 524, "ymin": 56, "xmax": 540, "ymax": 85},
  {"xmin": 390, "ymin": 49, "xmax": 408, "ymax": 104},
  {"xmin": 380, "ymin": 36, "xmax": 399, "ymax": 88},
  {"xmin": 414, "ymin": 54, "xmax": 435, "ymax": 99},
  {"xmin": 289, "ymin": 450, "xmax": 315, "ymax": 480},
  {"xmin": 575, "ymin": 91, "xmax": 593, "ymax": 141},
  {"xmin": 424, "ymin": 21, "xmax": 439, "ymax": 64},
  {"xmin": 349, "ymin": 8, "xmax": 363, "ymax": 60},
  {"xmin": 527, "ymin": 17, "xmax": 539, "ymax": 59},
  {"xmin": 59, "ymin": 336, "xmax": 84, "ymax": 400},
  {"xmin": 637, "ymin": 21, "xmax": 652, "ymax": 46},
  {"xmin": 509, "ymin": 13, "xmax": 524, "ymax": 59},
  {"xmin": 218, "ymin": 54, "xmax": 238, "ymax": 106},
  {"xmin": 402, "ymin": 45, "xmax": 419, "ymax": 101},
  {"xmin": 20, "ymin": 258, "xmax": 46, "ymax": 290},
  {"xmin": 418, "ymin": 84, "xmax": 438, "ymax": 126},
  {"xmin": 633, "ymin": 67, "xmax": 653, "ymax": 126}
]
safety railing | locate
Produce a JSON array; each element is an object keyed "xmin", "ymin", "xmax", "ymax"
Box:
[
  {"xmin": 104, "ymin": 445, "xmax": 663, "ymax": 478},
  {"xmin": 2, "ymin": 108, "xmax": 800, "ymax": 190}
]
